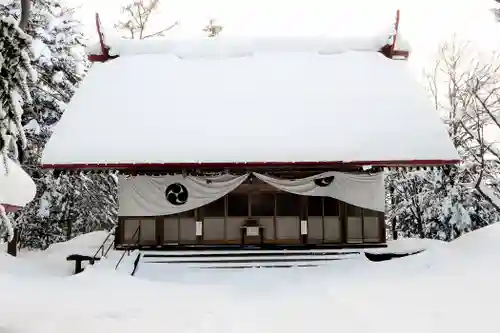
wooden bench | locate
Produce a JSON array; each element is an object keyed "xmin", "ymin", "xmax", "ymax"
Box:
[{"xmin": 66, "ymin": 254, "xmax": 101, "ymax": 274}]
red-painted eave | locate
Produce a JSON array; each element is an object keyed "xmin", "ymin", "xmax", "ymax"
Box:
[
  {"xmin": 0, "ymin": 204, "xmax": 22, "ymax": 213},
  {"xmin": 41, "ymin": 159, "xmax": 461, "ymax": 171}
]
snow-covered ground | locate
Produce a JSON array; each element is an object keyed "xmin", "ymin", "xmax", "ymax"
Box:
[{"xmin": 1, "ymin": 226, "xmax": 499, "ymax": 333}]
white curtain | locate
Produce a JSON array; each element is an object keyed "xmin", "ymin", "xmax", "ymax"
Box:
[
  {"xmin": 118, "ymin": 171, "xmax": 385, "ymax": 216},
  {"xmin": 253, "ymin": 171, "xmax": 385, "ymax": 212},
  {"xmin": 118, "ymin": 173, "xmax": 249, "ymax": 216}
]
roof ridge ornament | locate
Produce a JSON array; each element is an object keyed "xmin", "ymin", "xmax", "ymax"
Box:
[
  {"xmin": 88, "ymin": 13, "xmax": 119, "ymax": 62},
  {"xmin": 379, "ymin": 9, "xmax": 409, "ymax": 60},
  {"xmin": 87, "ymin": 10, "xmax": 409, "ymax": 62}
]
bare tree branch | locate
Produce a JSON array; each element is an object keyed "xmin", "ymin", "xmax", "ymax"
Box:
[
  {"xmin": 115, "ymin": 0, "xmax": 178, "ymax": 40},
  {"xmin": 203, "ymin": 19, "xmax": 223, "ymax": 37},
  {"xmin": 141, "ymin": 21, "xmax": 178, "ymax": 39}
]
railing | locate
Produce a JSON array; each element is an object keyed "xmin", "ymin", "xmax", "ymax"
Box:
[
  {"xmin": 115, "ymin": 224, "xmax": 141, "ymax": 271},
  {"xmin": 92, "ymin": 226, "xmax": 116, "ymax": 262},
  {"xmin": 131, "ymin": 252, "xmax": 142, "ymax": 276}
]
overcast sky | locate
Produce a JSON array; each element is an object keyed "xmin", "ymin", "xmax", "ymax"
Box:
[{"xmin": 71, "ymin": 0, "xmax": 499, "ymax": 73}]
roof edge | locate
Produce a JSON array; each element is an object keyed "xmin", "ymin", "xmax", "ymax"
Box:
[{"xmin": 41, "ymin": 159, "xmax": 462, "ymax": 171}]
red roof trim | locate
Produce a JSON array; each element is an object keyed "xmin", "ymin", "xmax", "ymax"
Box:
[
  {"xmin": 41, "ymin": 159, "xmax": 461, "ymax": 170},
  {"xmin": 87, "ymin": 13, "xmax": 119, "ymax": 63},
  {"xmin": 390, "ymin": 9, "xmax": 401, "ymax": 55},
  {"xmin": 0, "ymin": 204, "xmax": 22, "ymax": 213},
  {"xmin": 88, "ymin": 54, "xmax": 112, "ymax": 62}
]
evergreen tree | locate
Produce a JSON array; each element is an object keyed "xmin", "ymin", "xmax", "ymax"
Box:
[
  {"xmin": 1, "ymin": 0, "xmax": 117, "ymax": 250},
  {"xmin": 0, "ymin": 16, "xmax": 34, "ymax": 160},
  {"xmin": 0, "ymin": 2, "xmax": 36, "ymax": 243}
]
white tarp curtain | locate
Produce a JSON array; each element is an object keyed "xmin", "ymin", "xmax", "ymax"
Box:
[
  {"xmin": 253, "ymin": 171, "xmax": 385, "ymax": 212},
  {"xmin": 118, "ymin": 171, "xmax": 385, "ymax": 217},
  {"xmin": 118, "ymin": 173, "xmax": 249, "ymax": 216}
]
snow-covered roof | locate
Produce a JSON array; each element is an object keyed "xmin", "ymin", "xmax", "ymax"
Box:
[
  {"xmin": 86, "ymin": 35, "xmax": 391, "ymax": 58},
  {"xmin": 42, "ymin": 37, "xmax": 459, "ymax": 169}
]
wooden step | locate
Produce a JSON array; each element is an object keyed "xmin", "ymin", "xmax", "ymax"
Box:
[
  {"xmin": 141, "ymin": 248, "xmax": 360, "ymax": 258},
  {"xmin": 142, "ymin": 255, "xmax": 352, "ymax": 265}
]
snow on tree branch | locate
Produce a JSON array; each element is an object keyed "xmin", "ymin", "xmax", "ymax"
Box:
[
  {"xmin": 387, "ymin": 37, "xmax": 500, "ymax": 241},
  {"xmin": 0, "ymin": 16, "xmax": 36, "ymax": 162},
  {"xmin": 1, "ymin": 0, "xmax": 117, "ymax": 250},
  {"xmin": 0, "ymin": 204, "xmax": 14, "ymax": 242}
]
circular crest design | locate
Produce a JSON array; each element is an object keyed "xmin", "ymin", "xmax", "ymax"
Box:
[
  {"xmin": 165, "ymin": 183, "xmax": 189, "ymax": 205},
  {"xmin": 314, "ymin": 176, "xmax": 335, "ymax": 187}
]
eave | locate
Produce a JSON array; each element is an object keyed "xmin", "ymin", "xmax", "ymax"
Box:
[
  {"xmin": 41, "ymin": 159, "xmax": 461, "ymax": 174},
  {"xmin": 0, "ymin": 204, "xmax": 22, "ymax": 213}
]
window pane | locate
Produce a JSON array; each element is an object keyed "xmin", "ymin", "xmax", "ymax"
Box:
[
  {"xmin": 324, "ymin": 198, "xmax": 339, "ymax": 216},
  {"xmin": 276, "ymin": 193, "xmax": 300, "ymax": 216},
  {"xmin": 228, "ymin": 193, "xmax": 248, "ymax": 216},
  {"xmin": 203, "ymin": 197, "xmax": 225, "ymax": 217},
  {"xmin": 307, "ymin": 196, "xmax": 323, "ymax": 217},
  {"xmin": 347, "ymin": 204, "xmax": 362, "ymax": 217},
  {"xmin": 251, "ymin": 193, "xmax": 275, "ymax": 216},
  {"xmin": 363, "ymin": 208, "xmax": 379, "ymax": 217}
]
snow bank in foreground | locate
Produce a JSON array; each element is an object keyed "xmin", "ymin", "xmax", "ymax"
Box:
[
  {"xmin": 0, "ymin": 224, "xmax": 500, "ymax": 333},
  {"xmin": 448, "ymin": 222, "xmax": 500, "ymax": 254},
  {"xmin": 436, "ymin": 223, "xmax": 500, "ymax": 272},
  {"xmin": 383, "ymin": 223, "xmax": 500, "ymax": 274},
  {"xmin": 15, "ymin": 230, "xmax": 114, "ymax": 276},
  {"xmin": 43, "ymin": 230, "xmax": 113, "ymax": 257},
  {"xmin": 0, "ymin": 252, "xmax": 51, "ymax": 277}
]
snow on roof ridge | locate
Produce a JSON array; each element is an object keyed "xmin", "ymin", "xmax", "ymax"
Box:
[{"xmin": 86, "ymin": 35, "xmax": 392, "ymax": 59}]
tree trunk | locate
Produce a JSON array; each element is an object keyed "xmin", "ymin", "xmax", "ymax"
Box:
[
  {"xmin": 7, "ymin": 229, "xmax": 18, "ymax": 256},
  {"xmin": 389, "ymin": 184, "xmax": 398, "ymax": 240},
  {"xmin": 19, "ymin": 0, "xmax": 31, "ymax": 30},
  {"xmin": 66, "ymin": 219, "xmax": 72, "ymax": 241},
  {"xmin": 391, "ymin": 217, "xmax": 398, "ymax": 240}
]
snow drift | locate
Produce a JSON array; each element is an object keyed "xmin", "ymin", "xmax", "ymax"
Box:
[{"xmin": 0, "ymin": 224, "xmax": 500, "ymax": 333}]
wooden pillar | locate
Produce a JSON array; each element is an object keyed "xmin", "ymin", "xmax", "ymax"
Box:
[
  {"xmin": 300, "ymin": 196, "xmax": 308, "ymax": 244},
  {"xmin": 378, "ymin": 212, "xmax": 387, "ymax": 243},
  {"xmin": 155, "ymin": 216, "xmax": 164, "ymax": 246},
  {"xmin": 195, "ymin": 209, "xmax": 202, "ymax": 244},
  {"xmin": 361, "ymin": 209, "xmax": 365, "ymax": 243},
  {"xmin": 339, "ymin": 201, "xmax": 347, "ymax": 244},
  {"xmin": 223, "ymin": 195, "xmax": 228, "ymax": 242},
  {"xmin": 273, "ymin": 193, "xmax": 277, "ymax": 242},
  {"xmin": 115, "ymin": 218, "xmax": 123, "ymax": 248}
]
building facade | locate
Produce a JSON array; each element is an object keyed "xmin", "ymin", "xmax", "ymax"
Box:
[
  {"xmin": 116, "ymin": 172, "xmax": 385, "ymax": 249},
  {"xmin": 40, "ymin": 18, "xmax": 460, "ymax": 251}
]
